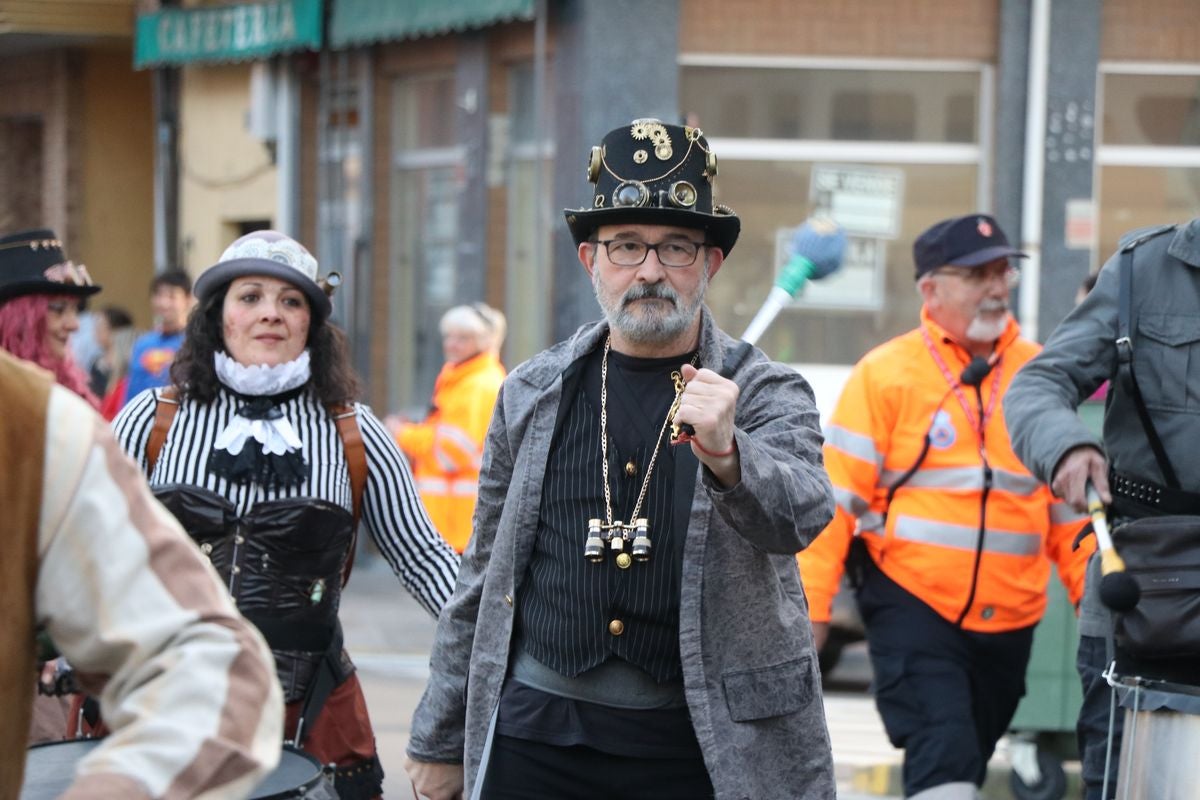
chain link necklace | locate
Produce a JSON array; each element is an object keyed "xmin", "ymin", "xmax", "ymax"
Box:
[{"xmin": 586, "ymin": 336, "xmax": 695, "ymax": 567}]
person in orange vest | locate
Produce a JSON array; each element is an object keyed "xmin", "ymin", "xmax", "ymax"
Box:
[
  {"xmin": 798, "ymin": 213, "xmax": 1093, "ymax": 800},
  {"xmin": 389, "ymin": 303, "xmax": 507, "ymax": 552}
]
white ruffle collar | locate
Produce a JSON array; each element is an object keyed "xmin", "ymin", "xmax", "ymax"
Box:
[{"xmin": 214, "ymin": 350, "xmax": 312, "ymax": 397}]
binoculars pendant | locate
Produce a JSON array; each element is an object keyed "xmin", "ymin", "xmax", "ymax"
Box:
[{"xmin": 585, "ymin": 518, "xmax": 651, "ymax": 568}]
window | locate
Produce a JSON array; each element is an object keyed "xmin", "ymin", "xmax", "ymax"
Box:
[
  {"xmin": 388, "ymin": 73, "xmax": 462, "ymax": 412},
  {"xmin": 680, "ymin": 58, "xmax": 989, "ymax": 366},
  {"xmin": 1096, "ymin": 66, "xmax": 1200, "ymax": 262},
  {"xmin": 504, "ymin": 62, "xmax": 554, "ymax": 367}
]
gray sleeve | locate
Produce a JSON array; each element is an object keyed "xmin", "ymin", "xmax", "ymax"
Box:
[
  {"xmin": 703, "ymin": 356, "xmax": 836, "ymax": 553},
  {"xmin": 1005, "ymin": 253, "xmax": 1120, "ymax": 483},
  {"xmin": 406, "ymin": 382, "xmax": 515, "ymax": 763}
]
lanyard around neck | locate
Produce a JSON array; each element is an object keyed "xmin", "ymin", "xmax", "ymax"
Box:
[{"xmin": 920, "ymin": 326, "xmax": 1001, "ymax": 432}]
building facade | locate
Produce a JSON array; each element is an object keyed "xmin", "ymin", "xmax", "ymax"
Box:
[
  {"xmin": 0, "ymin": 0, "xmax": 156, "ymax": 324},
  {"xmin": 131, "ymin": 0, "xmax": 1200, "ymax": 413}
]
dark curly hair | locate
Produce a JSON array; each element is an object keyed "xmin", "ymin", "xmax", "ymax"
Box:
[{"xmin": 170, "ymin": 282, "xmax": 362, "ymax": 405}]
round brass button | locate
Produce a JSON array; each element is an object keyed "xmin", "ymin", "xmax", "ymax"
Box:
[
  {"xmin": 615, "ymin": 552, "xmax": 632, "ymax": 569},
  {"xmin": 608, "ymin": 619, "xmax": 625, "ymax": 636},
  {"xmin": 624, "ymin": 460, "xmax": 637, "ymax": 476}
]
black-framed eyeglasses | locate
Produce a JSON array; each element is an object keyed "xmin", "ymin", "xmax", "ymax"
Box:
[{"xmin": 596, "ymin": 239, "xmax": 707, "ymax": 268}]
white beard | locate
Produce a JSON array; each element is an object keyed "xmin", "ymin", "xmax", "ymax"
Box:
[{"xmin": 965, "ymin": 311, "xmax": 1009, "ymax": 343}]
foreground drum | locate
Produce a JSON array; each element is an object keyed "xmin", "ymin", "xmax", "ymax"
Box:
[
  {"xmin": 1115, "ymin": 702, "xmax": 1200, "ymax": 799},
  {"xmin": 21, "ymin": 739, "xmax": 337, "ymax": 800}
]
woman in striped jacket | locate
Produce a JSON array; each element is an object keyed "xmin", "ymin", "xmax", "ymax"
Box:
[{"xmin": 113, "ymin": 230, "xmax": 459, "ymax": 799}]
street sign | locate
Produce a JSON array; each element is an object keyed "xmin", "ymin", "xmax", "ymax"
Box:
[{"xmin": 809, "ymin": 164, "xmax": 905, "ymax": 240}]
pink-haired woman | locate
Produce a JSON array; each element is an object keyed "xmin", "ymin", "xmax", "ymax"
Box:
[{"xmin": 0, "ymin": 229, "xmax": 100, "ymax": 407}]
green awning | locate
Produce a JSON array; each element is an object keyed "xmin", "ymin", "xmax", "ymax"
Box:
[
  {"xmin": 134, "ymin": 0, "xmax": 323, "ymax": 69},
  {"xmin": 329, "ymin": 0, "xmax": 534, "ymax": 48}
]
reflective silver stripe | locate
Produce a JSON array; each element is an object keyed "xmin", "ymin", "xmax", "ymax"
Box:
[
  {"xmin": 433, "ymin": 423, "xmax": 483, "ymax": 471},
  {"xmin": 825, "ymin": 424, "xmax": 882, "ymax": 466},
  {"xmin": 991, "ymin": 469, "xmax": 1043, "ymax": 496},
  {"xmin": 892, "ymin": 515, "xmax": 1042, "ymax": 556},
  {"xmin": 879, "ymin": 466, "xmax": 1041, "ymax": 496},
  {"xmin": 416, "ymin": 477, "xmax": 450, "ymax": 494},
  {"xmin": 834, "ymin": 485, "xmax": 870, "ymax": 517},
  {"xmin": 1050, "ymin": 501, "xmax": 1087, "ymax": 525},
  {"xmin": 859, "ymin": 511, "xmax": 885, "ymax": 534}
]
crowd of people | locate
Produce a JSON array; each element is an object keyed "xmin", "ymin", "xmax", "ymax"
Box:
[{"xmin": 5, "ymin": 115, "xmax": 1195, "ymax": 800}]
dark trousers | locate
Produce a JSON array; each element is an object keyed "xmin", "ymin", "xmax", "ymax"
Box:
[
  {"xmin": 857, "ymin": 564, "xmax": 1034, "ymax": 797},
  {"xmin": 480, "ymin": 734, "xmax": 715, "ymax": 800},
  {"xmin": 1077, "ymin": 634, "xmax": 1121, "ymax": 800}
]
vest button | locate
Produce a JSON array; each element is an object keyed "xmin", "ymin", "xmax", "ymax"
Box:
[
  {"xmin": 625, "ymin": 460, "xmax": 637, "ymax": 476},
  {"xmin": 235, "ymin": 535, "xmax": 245, "ymax": 544},
  {"xmin": 608, "ymin": 619, "xmax": 625, "ymax": 636},
  {"xmin": 981, "ymin": 605, "xmax": 995, "ymax": 620},
  {"xmin": 503, "ymin": 594, "xmax": 513, "ymax": 607}
]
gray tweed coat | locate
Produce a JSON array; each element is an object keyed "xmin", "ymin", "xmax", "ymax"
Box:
[{"xmin": 407, "ymin": 310, "xmax": 837, "ymax": 800}]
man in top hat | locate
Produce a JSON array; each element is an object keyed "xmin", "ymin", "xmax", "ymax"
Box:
[
  {"xmin": 798, "ymin": 214, "xmax": 1092, "ymax": 799},
  {"xmin": 405, "ymin": 119, "xmax": 837, "ymax": 799}
]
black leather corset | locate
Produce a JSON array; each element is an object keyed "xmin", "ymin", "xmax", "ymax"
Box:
[{"xmin": 153, "ymin": 483, "xmax": 355, "ymax": 701}]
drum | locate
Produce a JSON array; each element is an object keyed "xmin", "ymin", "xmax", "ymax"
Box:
[
  {"xmin": 21, "ymin": 739, "xmax": 337, "ymax": 800},
  {"xmin": 1114, "ymin": 693, "xmax": 1200, "ymax": 799}
]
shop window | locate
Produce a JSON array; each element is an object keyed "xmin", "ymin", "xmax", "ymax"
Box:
[
  {"xmin": 388, "ymin": 73, "xmax": 463, "ymax": 413},
  {"xmin": 680, "ymin": 60, "xmax": 986, "ymax": 366},
  {"xmin": 832, "ymin": 92, "xmax": 915, "ymax": 141},
  {"xmin": 1097, "ymin": 68, "xmax": 1200, "ymax": 265},
  {"xmin": 504, "ymin": 63, "xmax": 554, "ymax": 367},
  {"xmin": 681, "ymin": 66, "xmax": 979, "ymax": 143},
  {"xmin": 1102, "ymin": 74, "xmax": 1200, "ymax": 147}
]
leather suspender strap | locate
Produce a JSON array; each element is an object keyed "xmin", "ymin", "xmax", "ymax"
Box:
[
  {"xmin": 330, "ymin": 403, "xmax": 367, "ymax": 588},
  {"xmin": 146, "ymin": 387, "xmax": 181, "ymax": 474},
  {"xmin": 1116, "ymin": 243, "xmax": 1182, "ymax": 489}
]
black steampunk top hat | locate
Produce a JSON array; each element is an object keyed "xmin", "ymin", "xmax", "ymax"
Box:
[
  {"xmin": 564, "ymin": 119, "xmax": 741, "ymax": 255},
  {"xmin": 0, "ymin": 228, "xmax": 100, "ymax": 305}
]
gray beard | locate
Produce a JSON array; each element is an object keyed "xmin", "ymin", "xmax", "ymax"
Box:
[
  {"xmin": 965, "ymin": 310, "xmax": 1009, "ymax": 343},
  {"xmin": 594, "ymin": 272, "xmax": 707, "ymax": 345}
]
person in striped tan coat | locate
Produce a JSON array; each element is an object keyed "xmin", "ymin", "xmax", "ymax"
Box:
[{"xmin": 2, "ymin": 348, "xmax": 281, "ymax": 798}]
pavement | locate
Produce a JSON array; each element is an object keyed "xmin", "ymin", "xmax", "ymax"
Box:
[{"xmin": 340, "ymin": 556, "xmax": 1078, "ymax": 799}]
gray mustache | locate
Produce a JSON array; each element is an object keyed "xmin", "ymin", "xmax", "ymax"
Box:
[{"xmin": 623, "ymin": 284, "xmax": 678, "ymax": 306}]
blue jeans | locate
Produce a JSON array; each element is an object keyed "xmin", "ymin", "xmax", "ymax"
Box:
[{"xmin": 1077, "ymin": 634, "xmax": 1120, "ymax": 800}]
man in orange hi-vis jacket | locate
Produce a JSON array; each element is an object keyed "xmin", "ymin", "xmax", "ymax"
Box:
[{"xmin": 798, "ymin": 213, "xmax": 1093, "ymax": 800}]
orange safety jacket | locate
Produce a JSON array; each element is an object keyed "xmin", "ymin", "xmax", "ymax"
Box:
[
  {"xmin": 798, "ymin": 309, "xmax": 1093, "ymax": 634},
  {"xmin": 397, "ymin": 351, "xmax": 506, "ymax": 553}
]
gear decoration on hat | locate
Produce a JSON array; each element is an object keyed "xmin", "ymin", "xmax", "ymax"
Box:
[
  {"xmin": 0, "ymin": 236, "xmax": 62, "ymax": 253},
  {"xmin": 633, "ymin": 149, "xmax": 649, "ymax": 164},
  {"xmin": 587, "ymin": 145, "xmax": 603, "ymax": 183}
]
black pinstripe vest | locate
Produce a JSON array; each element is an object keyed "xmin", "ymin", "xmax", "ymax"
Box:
[{"xmin": 516, "ymin": 347, "xmax": 698, "ymax": 683}]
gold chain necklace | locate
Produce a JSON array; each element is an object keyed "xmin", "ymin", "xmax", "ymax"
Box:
[{"xmin": 585, "ymin": 336, "xmax": 695, "ymax": 568}]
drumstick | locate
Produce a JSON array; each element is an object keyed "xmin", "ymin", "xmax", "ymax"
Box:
[{"xmin": 1087, "ymin": 481, "xmax": 1141, "ymax": 612}]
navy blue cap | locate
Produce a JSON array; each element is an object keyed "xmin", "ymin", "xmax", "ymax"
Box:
[{"xmin": 913, "ymin": 213, "xmax": 1027, "ymax": 279}]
